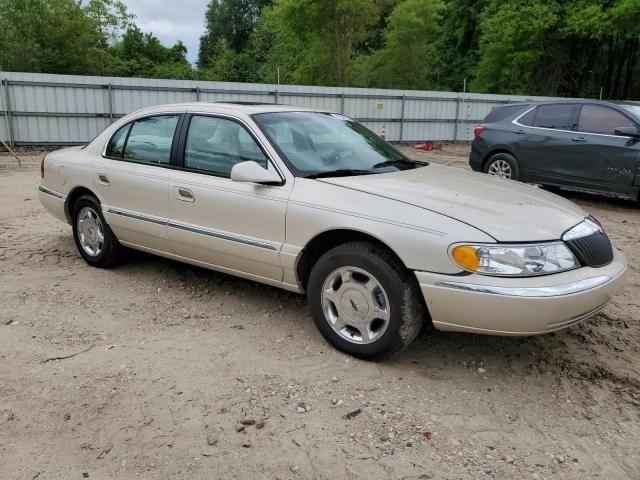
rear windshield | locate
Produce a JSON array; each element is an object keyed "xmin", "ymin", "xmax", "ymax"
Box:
[{"xmin": 483, "ymin": 105, "xmax": 529, "ymax": 123}]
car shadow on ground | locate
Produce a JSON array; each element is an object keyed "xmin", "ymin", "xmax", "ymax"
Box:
[{"xmin": 114, "ymin": 248, "xmax": 574, "ymax": 378}]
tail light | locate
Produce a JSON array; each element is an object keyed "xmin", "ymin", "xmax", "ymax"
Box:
[
  {"xmin": 474, "ymin": 125, "xmax": 486, "ymax": 137},
  {"xmin": 40, "ymin": 154, "xmax": 47, "ymax": 178}
]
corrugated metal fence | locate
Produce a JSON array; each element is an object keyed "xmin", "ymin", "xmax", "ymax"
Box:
[{"xmin": 0, "ymin": 72, "xmax": 558, "ymax": 145}]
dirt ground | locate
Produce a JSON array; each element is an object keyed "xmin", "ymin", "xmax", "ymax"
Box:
[{"xmin": 1, "ymin": 145, "xmax": 639, "ymax": 480}]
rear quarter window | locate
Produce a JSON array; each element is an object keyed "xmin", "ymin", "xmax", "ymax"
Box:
[{"xmin": 483, "ymin": 105, "xmax": 529, "ymax": 123}]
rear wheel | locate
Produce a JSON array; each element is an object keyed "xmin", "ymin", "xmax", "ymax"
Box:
[
  {"xmin": 71, "ymin": 194, "xmax": 123, "ymax": 267},
  {"xmin": 307, "ymin": 241, "xmax": 426, "ymax": 360},
  {"xmin": 484, "ymin": 152, "xmax": 520, "ymax": 181}
]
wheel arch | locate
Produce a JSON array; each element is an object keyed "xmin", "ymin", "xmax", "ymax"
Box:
[
  {"xmin": 64, "ymin": 186, "xmax": 101, "ymax": 223},
  {"xmin": 482, "ymin": 148, "xmax": 518, "ymax": 171},
  {"xmin": 295, "ymin": 228, "xmax": 408, "ymax": 293}
]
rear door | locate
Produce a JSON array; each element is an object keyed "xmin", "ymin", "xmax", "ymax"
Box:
[
  {"xmin": 566, "ymin": 103, "xmax": 640, "ymax": 194},
  {"xmin": 511, "ymin": 103, "xmax": 581, "ymax": 183},
  {"xmin": 95, "ymin": 114, "xmax": 181, "ymax": 253}
]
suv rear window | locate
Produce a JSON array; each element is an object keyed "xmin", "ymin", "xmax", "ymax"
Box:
[{"xmin": 483, "ymin": 105, "xmax": 529, "ymax": 123}]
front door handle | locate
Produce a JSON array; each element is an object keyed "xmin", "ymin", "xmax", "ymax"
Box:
[
  {"xmin": 571, "ymin": 137, "xmax": 587, "ymax": 143},
  {"xmin": 515, "ymin": 129, "xmax": 526, "ymax": 135},
  {"xmin": 97, "ymin": 173, "xmax": 110, "ymax": 185},
  {"xmin": 177, "ymin": 187, "xmax": 195, "ymax": 202}
]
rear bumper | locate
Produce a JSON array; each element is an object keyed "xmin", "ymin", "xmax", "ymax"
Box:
[
  {"xmin": 415, "ymin": 249, "xmax": 627, "ymax": 335},
  {"xmin": 468, "ymin": 142, "xmax": 485, "ymax": 172}
]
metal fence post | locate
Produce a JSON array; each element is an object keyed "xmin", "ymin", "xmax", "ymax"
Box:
[
  {"xmin": 3, "ymin": 79, "xmax": 15, "ymax": 146},
  {"xmin": 274, "ymin": 89, "xmax": 279, "ymax": 105},
  {"xmin": 399, "ymin": 95, "xmax": 406, "ymax": 142},
  {"xmin": 107, "ymin": 83, "xmax": 114, "ymax": 121},
  {"xmin": 340, "ymin": 93, "xmax": 345, "ymax": 114},
  {"xmin": 195, "ymin": 86, "xmax": 201, "ymax": 102},
  {"xmin": 453, "ymin": 95, "xmax": 461, "ymax": 143}
]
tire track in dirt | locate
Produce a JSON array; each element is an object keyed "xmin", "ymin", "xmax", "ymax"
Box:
[{"xmin": 0, "ymin": 222, "xmax": 76, "ymax": 265}]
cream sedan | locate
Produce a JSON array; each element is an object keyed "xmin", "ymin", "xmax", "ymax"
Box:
[{"xmin": 38, "ymin": 103, "xmax": 628, "ymax": 359}]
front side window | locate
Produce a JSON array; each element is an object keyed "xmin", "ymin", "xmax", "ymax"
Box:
[
  {"xmin": 577, "ymin": 105, "xmax": 636, "ymax": 135},
  {"xmin": 254, "ymin": 112, "xmax": 425, "ymax": 177},
  {"xmin": 184, "ymin": 116, "xmax": 268, "ymax": 177},
  {"xmin": 122, "ymin": 115, "xmax": 179, "ymax": 165}
]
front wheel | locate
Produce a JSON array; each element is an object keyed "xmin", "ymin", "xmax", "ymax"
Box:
[
  {"xmin": 484, "ymin": 152, "xmax": 521, "ymax": 181},
  {"xmin": 307, "ymin": 241, "xmax": 426, "ymax": 360}
]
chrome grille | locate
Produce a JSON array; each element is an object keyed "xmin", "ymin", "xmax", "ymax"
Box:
[{"xmin": 565, "ymin": 231, "xmax": 613, "ymax": 268}]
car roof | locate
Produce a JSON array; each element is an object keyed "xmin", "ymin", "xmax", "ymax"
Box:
[{"xmin": 131, "ymin": 102, "xmax": 329, "ymax": 116}]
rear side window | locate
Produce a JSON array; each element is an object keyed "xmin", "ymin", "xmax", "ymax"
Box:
[
  {"xmin": 105, "ymin": 124, "xmax": 130, "ymax": 157},
  {"xmin": 483, "ymin": 105, "xmax": 528, "ymax": 123},
  {"xmin": 124, "ymin": 115, "xmax": 180, "ymax": 165},
  {"xmin": 527, "ymin": 104, "xmax": 578, "ymax": 130},
  {"xmin": 577, "ymin": 105, "xmax": 636, "ymax": 135}
]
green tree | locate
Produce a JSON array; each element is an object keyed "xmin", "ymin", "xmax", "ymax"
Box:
[
  {"xmin": 472, "ymin": 1, "xmax": 559, "ymax": 95},
  {"xmin": 198, "ymin": 0, "xmax": 271, "ymax": 68},
  {"xmin": 357, "ymin": 0, "xmax": 444, "ymax": 89}
]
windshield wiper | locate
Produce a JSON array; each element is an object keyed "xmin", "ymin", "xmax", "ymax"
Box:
[
  {"xmin": 372, "ymin": 158, "xmax": 427, "ymax": 169},
  {"xmin": 304, "ymin": 169, "xmax": 374, "ymax": 179}
]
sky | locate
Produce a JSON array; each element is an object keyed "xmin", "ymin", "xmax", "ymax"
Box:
[{"xmin": 122, "ymin": 0, "xmax": 210, "ymax": 64}]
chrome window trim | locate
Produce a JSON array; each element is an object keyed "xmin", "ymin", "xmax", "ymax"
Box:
[
  {"xmin": 512, "ymin": 104, "xmax": 637, "ymax": 139},
  {"xmin": 100, "ymin": 112, "xmax": 182, "ymax": 159},
  {"xmin": 434, "ymin": 275, "xmax": 611, "ymax": 298},
  {"xmin": 105, "ymin": 207, "xmax": 278, "ymax": 251},
  {"xmin": 38, "ymin": 185, "xmax": 66, "ymax": 200}
]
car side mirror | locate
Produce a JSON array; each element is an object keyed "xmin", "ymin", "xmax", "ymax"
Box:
[
  {"xmin": 614, "ymin": 126, "xmax": 640, "ymax": 139},
  {"xmin": 230, "ymin": 161, "xmax": 281, "ymax": 184}
]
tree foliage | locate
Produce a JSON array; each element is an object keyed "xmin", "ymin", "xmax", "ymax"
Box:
[{"xmin": 2, "ymin": 0, "xmax": 640, "ymax": 99}]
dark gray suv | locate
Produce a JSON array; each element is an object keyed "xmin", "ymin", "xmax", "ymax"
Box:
[{"xmin": 469, "ymin": 101, "xmax": 640, "ymax": 201}]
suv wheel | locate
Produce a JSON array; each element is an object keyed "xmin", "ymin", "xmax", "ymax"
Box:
[
  {"xmin": 307, "ymin": 241, "xmax": 425, "ymax": 360},
  {"xmin": 484, "ymin": 152, "xmax": 520, "ymax": 181}
]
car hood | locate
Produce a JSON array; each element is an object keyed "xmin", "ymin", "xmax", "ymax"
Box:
[{"xmin": 318, "ymin": 164, "xmax": 587, "ymax": 241}]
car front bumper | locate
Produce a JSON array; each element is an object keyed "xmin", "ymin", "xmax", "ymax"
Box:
[{"xmin": 415, "ymin": 249, "xmax": 627, "ymax": 335}]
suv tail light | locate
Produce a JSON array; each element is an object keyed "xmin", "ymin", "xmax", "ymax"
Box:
[
  {"xmin": 40, "ymin": 154, "xmax": 47, "ymax": 178},
  {"xmin": 474, "ymin": 125, "xmax": 486, "ymax": 137}
]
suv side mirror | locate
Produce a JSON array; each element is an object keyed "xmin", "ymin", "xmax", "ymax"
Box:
[
  {"xmin": 614, "ymin": 126, "xmax": 640, "ymax": 139},
  {"xmin": 230, "ymin": 161, "xmax": 281, "ymax": 184}
]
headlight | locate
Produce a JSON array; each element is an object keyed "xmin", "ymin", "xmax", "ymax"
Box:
[{"xmin": 450, "ymin": 242, "xmax": 579, "ymax": 276}]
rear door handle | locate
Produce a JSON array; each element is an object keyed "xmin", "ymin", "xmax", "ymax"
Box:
[
  {"xmin": 515, "ymin": 129, "xmax": 526, "ymax": 135},
  {"xmin": 96, "ymin": 173, "xmax": 110, "ymax": 185},
  {"xmin": 176, "ymin": 187, "xmax": 195, "ymax": 202},
  {"xmin": 571, "ymin": 137, "xmax": 587, "ymax": 143}
]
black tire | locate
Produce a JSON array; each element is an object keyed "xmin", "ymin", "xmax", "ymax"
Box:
[
  {"xmin": 307, "ymin": 241, "xmax": 426, "ymax": 360},
  {"xmin": 483, "ymin": 152, "xmax": 521, "ymax": 181},
  {"xmin": 71, "ymin": 194, "xmax": 123, "ymax": 268}
]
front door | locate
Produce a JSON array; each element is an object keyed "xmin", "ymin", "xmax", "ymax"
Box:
[
  {"xmin": 563, "ymin": 103, "xmax": 640, "ymax": 195},
  {"xmin": 168, "ymin": 114, "xmax": 290, "ymax": 285}
]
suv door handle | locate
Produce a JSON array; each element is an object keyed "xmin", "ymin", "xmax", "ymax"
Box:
[
  {"xmin": 176, "ymin": 187, "xmax": 195, "ymax": 202},
  {"xmin": 571, "ymin": 137, "xmax": 587, "ymax": 143},
  {"xmin": 515, "ymin": 129, "xmax": 526, "ymax": 135},
  {"xmin": 97, "ymin": 173, "xmax": 110, "ymax": 185}
]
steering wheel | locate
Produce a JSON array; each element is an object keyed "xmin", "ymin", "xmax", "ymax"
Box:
[{"xmin": 325, "ymin": 147, "xmax": 353, "ymax": 166}]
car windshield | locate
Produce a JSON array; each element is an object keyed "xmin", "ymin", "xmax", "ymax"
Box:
[
  {"xmin": 253, "ymin": 111, "xmax": 426, "ymax": 178},
  {"xmin": 621, "ymin": 104, "xmax": 640, "ymax": 121}
]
